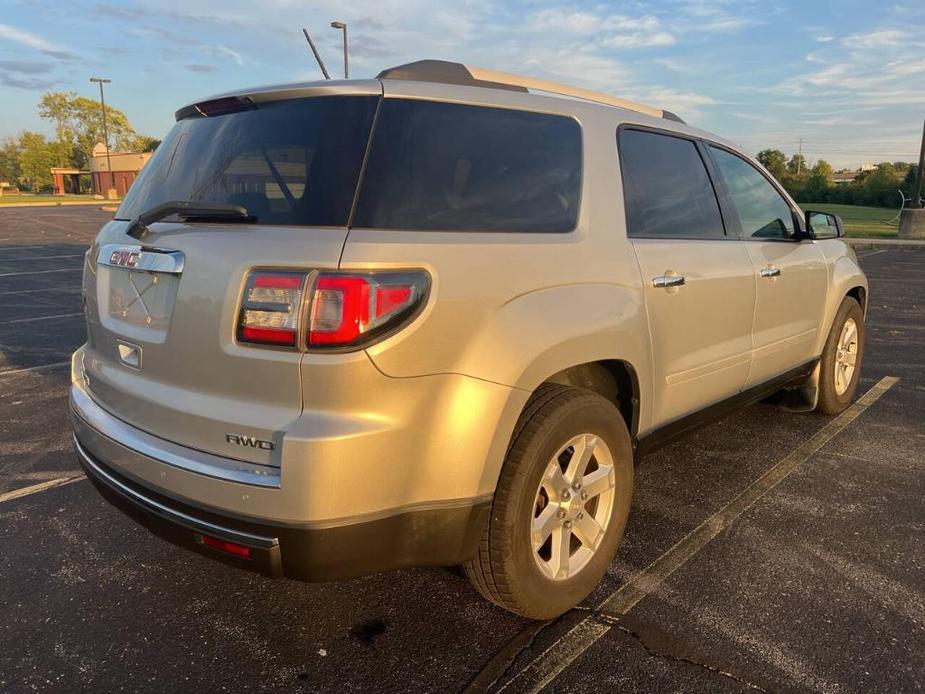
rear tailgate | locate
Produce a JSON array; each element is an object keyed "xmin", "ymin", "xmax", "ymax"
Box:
[
  {"xmin": 81, "ymin": 221, "xmax": 346, "ymax": 466},
  {"xmin": 77, "ymin": 90, "xmax": 379, "ymax": 466}
]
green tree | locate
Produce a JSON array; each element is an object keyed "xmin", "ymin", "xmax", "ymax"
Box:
[
  {"xmin": 17, "ymin": 131, "xmax": 70, "ymax": 191},
  {"xmin": 803, "ymin": 160, "xmax": 833, "ymax": 202},
  {"xmin": 787, "ymin": 153, "xmax": 806, "ymax": 176},
  {"xmin": 756, "ymin": 149, "xmax": 787, "ymax": 182},
  {"xmin": 133, "ymin": 135, "xmax": 161, "ymax": 152},
  {"xmin": 38, "ymin": 91, "xmax": 139, "ymax": 168},
  {"xmin": 857, "ymin": 163, "xmax": 901, "ymax": 207},
  {"xmin": 0, "ymin": 138, "xmax": 22, "ymax": 185}
]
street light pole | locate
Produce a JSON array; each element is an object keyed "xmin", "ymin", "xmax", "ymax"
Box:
[
  {"xmin": 331, "ymin": 21, "xmax": 348, "ymax": 79},
  {"xmin": 90, "ymin": 77, "xmax": 115, "ymax": 193}
]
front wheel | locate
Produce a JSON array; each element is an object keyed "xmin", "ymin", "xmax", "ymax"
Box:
[
  {"xmin": 464, "ymin": 385, "xmax": 633, "ymax": 619},
  {"xmin": 816, "ymin": 297, "xmax": 865, "ymax": 415}
]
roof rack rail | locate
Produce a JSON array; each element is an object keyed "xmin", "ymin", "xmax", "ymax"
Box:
[{"xmin": 377, "ymin": 60, "xmax": 685, "ymax": 124}]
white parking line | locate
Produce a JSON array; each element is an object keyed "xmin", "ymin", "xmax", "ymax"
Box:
[
  {"xmin": 0, "ymin": 474, "xmax": 85, "ymax": 504},
  {"xmin": 0, "ymin": 244, "xmax": 66, "ymax": 252},
  {"xmin": 0, "ymin": 361, "xmax": 70, "ymax": 378},
  {"xmin": 0, "ymin": 253, "xmax": 85, "ymax": 262},
  {"xmin": 502, "ymin": 375, "xmax": 900, "ymax": 693},
  {"xmin": 0, "ymin": 312, "xmax": 83, "ymax": 325},
  {"xmin": 0, "ymin": 286, "xmax": 82, "ymax": 297},
  {"xmin": 0, "ymin": 268, "xmax": 82, "ymax": 278},
  {"xmin": 857, "ymin": 249, "xmax": 889, "ymax": 259}
]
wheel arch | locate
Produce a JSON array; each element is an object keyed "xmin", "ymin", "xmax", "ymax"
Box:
[
  {"xmin": 846, "ymin": 285, "xmax": 867, "ymax": 316},
  {"xmin": 813, "ymin": 250, "xmax": 868, "ymax": 356},
  {"xmin": 544, "ymin": 359, "xmax": 640, "ymax": 439}
]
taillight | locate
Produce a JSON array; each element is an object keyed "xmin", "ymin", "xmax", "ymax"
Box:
[
  {"xmin": 237, "ymin": 272, "xmax": 307, "ymax": 347},
  {"xmin": 236, "ymin": 270, "xmax": 428, "ymax": 350},
  {"xmin": 308, "ymin": 271, "xmax": 428, "ymax": 348}
]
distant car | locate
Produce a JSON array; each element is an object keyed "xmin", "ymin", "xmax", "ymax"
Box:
[{"xmin": 70, "ymin": 60, "xmax": 867, "ymax": 619}]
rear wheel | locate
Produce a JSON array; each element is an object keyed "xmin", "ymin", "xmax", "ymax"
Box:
[
  {"xmin": 816, "ymin": 297, "xmax": 865, "ymax": 415},
  {"xmin": 464, "ymin": 385, "xmax": 633, "ymax": 619}
]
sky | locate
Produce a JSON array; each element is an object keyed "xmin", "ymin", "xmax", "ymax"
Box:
[{"xmin": 1, "ymin": 0, "xmax": 923, "ymax": 170}]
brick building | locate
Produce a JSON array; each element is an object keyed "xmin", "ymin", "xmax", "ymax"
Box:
[{"xmin": 88, "ymin": 143, "xmax": 152, "ymax": 197}]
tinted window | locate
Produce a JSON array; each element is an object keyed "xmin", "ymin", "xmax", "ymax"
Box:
[
  {"xmin": 618, "ymin": 129, "xmax": 724, "ymax": 238},
  {"xmin": 116, "ymin": 96, "xmax": 379, "ymax": 226},
  {"xmin": 709, "ymin": 146, "xmax": 795, "ymax": 239},
  {"xmin": 354, "ymin": 100, "xmax": 581, "ymax": 232}
]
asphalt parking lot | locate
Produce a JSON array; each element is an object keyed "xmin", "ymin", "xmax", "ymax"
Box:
[{"xmin": 1, "ymin": 206, "xmax": 922, "ymax": 693}]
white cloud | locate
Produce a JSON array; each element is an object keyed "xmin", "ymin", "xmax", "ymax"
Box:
[
  {"xmin": 842, "ymin": 29, "xmax": 912, "ymax": 49},
  {"xmin": 206, "ymin": 45, "xmax": 244, "ymax": 66},
  {"xmin": 521, "ymin": 50, "xmax": 633, "ymax": 93},
  {"xmin": 885, "ymin": 58, "xmax": 925, "ymax": 76},
  {"xmin": 675, "ymin": 0, "xmax": 762, "ymax": 33},
  {"xmin": 602, "ymin": 32, "xmax": 676, "ymax": 49},
  {"xmin": 0, "ymin": 23, "xmax": 74, "ymax": 58},
  {"xmin": 631, "ymin": 86, "xmax": 716, "ymax": 114},
  {"xmin": 525, "ymin": 8, "xmax": 674, "ymax": 49}
]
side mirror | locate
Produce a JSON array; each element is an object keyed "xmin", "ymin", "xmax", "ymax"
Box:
[{"xmin": 805, "ymin": 210, "xmax": 844, "ymax": 239}]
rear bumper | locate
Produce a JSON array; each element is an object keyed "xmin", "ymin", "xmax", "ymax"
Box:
[{"xmin": 70, "ymin": 381, "xmax": 491, "ymax": 581}]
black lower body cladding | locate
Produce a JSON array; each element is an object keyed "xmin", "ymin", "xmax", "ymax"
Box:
[{"xmin": 73, "ymin": 431, "xmax": 489, "ymax": 582}]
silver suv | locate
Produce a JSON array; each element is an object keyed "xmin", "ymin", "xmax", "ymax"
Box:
[{"xmin": 70, "ymin": 60, "xmax": 867, "ymax": 619}]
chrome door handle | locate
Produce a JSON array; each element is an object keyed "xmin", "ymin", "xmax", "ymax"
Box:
[
  {"xmin": 760, "ymin": 267, "xmax": 781, "ymax": 278},
  {"xmin": 652, "ymin": 275, "xmax": 686, "ymax": 288}
]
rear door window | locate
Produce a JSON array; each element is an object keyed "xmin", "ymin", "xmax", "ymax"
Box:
[
  {"xmin": 116, "ymin": 96, "xmax": 379, "ymax": 226},
  {"xmin": 353, "ymin": 100, "xmax": 582, "ymax": 232},
  {"xmin": 708, "ymin": 146, "xmax": 796, "ymax": 239},
  {"xmin": 618, "ymin": 129, "xmax": 725, "ymax": 239}
]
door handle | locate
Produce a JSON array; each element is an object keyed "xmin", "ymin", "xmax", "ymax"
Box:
[
  {"xmin": 760, "ymin": 267, "xmax": 781, "ymax": 278},
  {"xmin": 652, "ymin": 274, "xmax": 686, "ymax": 288}
]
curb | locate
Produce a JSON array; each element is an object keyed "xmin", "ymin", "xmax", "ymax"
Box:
[
  {"xmin": 846, "ymin": 238, "xmax": 925, "ymax": 250},
  {"xmin": 0, "ymin": 200, "xmax": 119, "ymax": 209}
]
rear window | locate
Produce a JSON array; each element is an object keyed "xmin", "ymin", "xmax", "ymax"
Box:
[
  {"xmin": 116, "ymin": 96, "xmax": 379, "ymax": 226},
  {"xmin": 353, "ymin": 100, "xmax": 582, "ymax": 232},
  {"xmin": 618, "ymin": 128, "xmax": 725, "ymax": 239}
]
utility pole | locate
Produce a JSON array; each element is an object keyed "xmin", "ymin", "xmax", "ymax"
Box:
[
  {"xmin": 798, "ymin": 138, "xmax": 803, "ymax": 175},
  {"xmin": 90, "ymin": 77, "xmax": 115, "ymax": 193},
  {"xmin": 331, "ymin": 21, "xmax": 348, "ymax": 78},
  {"xmin": 914, "ymin": 118, "xmax": 925, "ymax": 208},
  {"xmin": 900, "ymin": 117, "xmax": 925, "ymax": 239}
]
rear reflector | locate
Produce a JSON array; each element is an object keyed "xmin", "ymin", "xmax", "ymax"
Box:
[
  {"xmin": 200, "ymin": 535, "xmax": 252, "ymax": 558},
  {"xmin": 237, "ymin": 272, "xmax": 307, "ymax": 347}
]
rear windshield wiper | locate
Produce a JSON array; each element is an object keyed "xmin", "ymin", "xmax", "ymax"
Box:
[{"xmin": 127, "ymin": 201, "xmax": 253, "ymax": 239}]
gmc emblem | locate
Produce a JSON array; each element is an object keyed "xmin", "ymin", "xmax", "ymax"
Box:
[
  {"xmin": 109, "ymin": 249, "xmax": 140, "ymax": 268},
  {"xmin": 226, "ymin": 433, "xmax": 275, "ymax": 450}
]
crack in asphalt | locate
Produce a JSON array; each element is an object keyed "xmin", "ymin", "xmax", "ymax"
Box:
[
  {"xmin": 585, "ymin": 609, "xmax": 768, "ymax": 692},
  {"xmin": 462, "ymin": 617, "xmax": 560, "ymax": 693},
  {"xmin": 471, "ymin": 606, "xmax": 767, "ymax": 693}
]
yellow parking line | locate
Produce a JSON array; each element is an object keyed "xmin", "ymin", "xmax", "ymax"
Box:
[
  {"xmin": 0, "ymin": 361, "xmax": 71, "ymax": 378},
  {"xmin": 0, "ymin": 312, "xmax": 83, "ymax": 325},
  {"xmin": 0, "ymin": 474, "xmax": 85, "ymax": 504},
  {"xmin": 501, "ymin": 376, "xmax": 900, "ymax": 693}
]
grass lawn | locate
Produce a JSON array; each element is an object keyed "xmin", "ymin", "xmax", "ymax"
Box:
[
  {"xmin": 799, "ymin": 203, "xmax": 899, "ymax": 238},
  {"xmin": 0, "ymin": 194, "xmax": 119, "ymax": 205}
]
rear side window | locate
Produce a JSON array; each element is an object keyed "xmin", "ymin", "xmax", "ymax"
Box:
[
  {"xmin": 353, "ymin": 100, "xmax": 581, "ymax": 232},
  {"xmin": 618, "ymin": 129, "xmax": 724, "ymax": 239},
  {"xmin": 116, "ymin": 96, "xmax": 379, "ymax": 226},
  {"xmin": 708, "ymin": 146, "xmax": 795, "ymax": 239}
]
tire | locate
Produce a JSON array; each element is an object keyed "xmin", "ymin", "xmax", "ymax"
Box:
[
  {"xmin": 816, "ymin": 297, "xmax": 865, "ymax": 415},
  {"xmin": 464, "ymin": 384, "xmax": 634, "ymax": 619}
]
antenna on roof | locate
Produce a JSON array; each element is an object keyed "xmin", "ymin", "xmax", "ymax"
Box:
[{"xmin": 302, "ymin": 28, "xmax": 331, "ymax": 80}]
